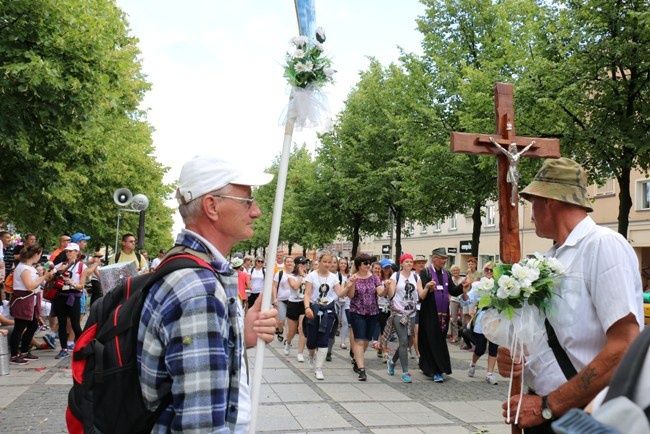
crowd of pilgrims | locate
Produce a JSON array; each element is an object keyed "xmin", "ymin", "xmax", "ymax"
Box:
[{"xmin": 232, "ymin": 249, "xmax": 500, "ymax": 384}]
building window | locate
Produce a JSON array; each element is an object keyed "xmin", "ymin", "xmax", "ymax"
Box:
[
  {"xmin": 406, "ymin": 224, "xmax": 415, "ymax": 237},
  {"xmin": 433, "ymin": 221, "xmax": 441, "ymax": 232},
  {"xmin": 638, "ymin": 179, "xmax": 650, "ymax": 210},
  {"xmin": 486, "ymin": 205, "xmax": 496, "ymax": 227},
  {"xmin": 593, "ymin": 178, "xmax": 615, "ymax": 196},
  {"xmin": 449, "ymin": 215, "xmax": 457, "ymax": 231},
  {"xmin": 420, "ymin": 225, "xmax": 428, "ymax": 234}
]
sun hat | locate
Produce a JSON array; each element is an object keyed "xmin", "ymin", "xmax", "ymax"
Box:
[
  {"xmin": 413, "ymin": 254, "xmax": 427, "ymax": 263},
  {"xmin": 520, "ymin": 157, "xmax": 593, "ymax": 212},
  {"xmin": 176, "ymin": 155, "xmax": 274, "ymax": 205},
  {"xmin": 431, "ymin": 247, "xmax": 447, "ymax": 258},
  {"xmin": 399, "ymin": 253, "xmax": 414, "ymax": 263},
  {"xmin": 230, "ymin": 257, "xmax": 244, "ymax": 268},
  {"xmin": 71, "ymin": 232, "xmax": 91, "ymax": 243},
  {"xmin": 380, "ymin": 259, "xmax": 393, "ymax": 268},
  {"xmin": 65, "ymin": 242, "xmax": 80, "ymax": 251}
]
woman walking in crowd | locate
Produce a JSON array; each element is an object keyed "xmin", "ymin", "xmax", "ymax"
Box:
[
  {"xmin": 272, "ymin": 256, "xmax": 295, "ymax": 346},
  {"xmin": 448, "ymin": 264, "xmax": 464, "ymax": 344},
  {"xmin": 373, "ymin": 259, "xmax": 393, "ymax": 360},
  {"xmin": 385, "ymin": 253, "xmax": 425, "ymax": 383},
  {"xmin": 285, "ymin": 256, "xmax": 309, "ymax": 362},
  {"xmin": 9, "ymin": 244, "xmax": 53, "ymax": 364},
  {"xmin": 460, "ymin": 257, "xmax": 480, "ymax": 350},
  {"xmin": 248, "ymin": 255, "xmax": 265, "ymax": 308},
  {"xmin": 325, "ymin": 257, "xmax": 345, "ymax": 361},
  {"xmin": 52, "ymin": 242, "xmax": 87, "ymax": 359},
  {"xmin": 460, "ymin": 262, "xmax": 499, "ymax": 385},
  {"xmin": 336, "ymin": 257, "xmax": 351, "ymax": 351},
  {"xmin": 347, "ymin": 253, "xmax": 386, "ymax": 381},
  {"xmin": 304, "ymin": 251, "xmax": 346, "ymax": 380}
]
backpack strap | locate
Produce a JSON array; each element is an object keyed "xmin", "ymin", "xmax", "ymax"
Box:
[
  {"xmin": 544, "ymin": 318, "xmax": 578, "ymax": 380},
  {"xmin": 278, "ymin": 270, "xmax": 283, "ymax": 283}
]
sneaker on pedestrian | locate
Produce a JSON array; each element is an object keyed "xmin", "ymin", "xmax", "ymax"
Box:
[
  {"xmin": 358, "ymin": 368, "xmax": 367, "ymax": 381},
  {"xmin": 67, "ymin": 342, "xmax": 75, "ymax": 351},
  {"xmin": 297, "ymin": 353, "xmax": 304, "ymax": 363},
  {"xmin": 283, "ymin": 341, "xmax": 290, "ymax": 355},
  {"xmin": 308, "ymin": 355, "xmax": 315, "ymax": 369},
  {"xmin": 433, "ymin": 373, "xmax": 444, "ymax": 383},
  {"xmin": 326, "ymin": 353, "xmax": 332, "ymax": 362},
  {"xmin": 22, "ymin": 352, "xmax": 39, "ymax": 360},
  {"xmin": 486, "ymin": 373, "xmax": 498, "ymax": 385},
  {"xmin": 55, "ymin": 349, "xmax": 69, "ymax": 359},
  {"xmin": 10, "ymin": 355, "xmax": 29, "ymax": 365},
  {"xmin": 468, "ymin": 364, "xmax": 476, "ymax": 377},
  {"xmin": 409, "ymin": 347, "xmax": 415, "ymax": 359},
  {"xmin": 340, "ymin": 343, "xmax": 347, "ymax": 350},
  {"xmin": 352, "ymin": 358, "xmax": 359, "ymax": 374},
  {"xmin": 42, "ymin": 334, "xmax": 56, "ymax": 349},
  {"xmin": 314, "ymin": 369, "xmax": 324, "ymax": 380},
  {"xmin": 459, "ymin": 343, "xmax": 470, "ymax": 350},
  {"xmin": 401, "ymin": 372, "xmax": 412, "ymax": 383},
  {"xmin": 387, "ymin": 358, "xmax": 395, "ymax": 376}
]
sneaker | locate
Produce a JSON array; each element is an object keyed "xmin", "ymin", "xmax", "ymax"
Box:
[
  {"xmin": 358, "ymin": 369, "xmax": 367, "ymax": 381},
  {"xmin": 22, "ymin": 352, "xmax": 39, "ymax": 360},
  {"xmin": 42, "ymin": 334, "xmax": 56, "ymax": 349},
  {"xmin": 67, "ymin": 343, "xmax": 75, "ymax": 351},
  {"xmin": 468, "ymin": 365, "xmax": 476, "ymax": 378},
  {"xmin": 297, "ymin": 353, "xmax": 304, "ymax": 363},
  {"xmin": 352, "ymin": 358, "xmax": 359, "ymax": 374},
  {"xmin": 387, "ymin": 358, "xmax": 395, "ymax": 376},
  {"xmin": 315, "ymin": 369, "xmax": 324, "ymax": 380},
  {"xmin": 326, "ymin": 353, "xmax": 332, "ymax": 362},
  {"xmin": 459, "ymin": 343, "xmax": 470, "ymax": 350},
  {"xmin": 433, "ymin": 374, "xmax": 444, "ymax": 383},
  {"xmin": 401, "ymin": 372, "xmax": 412, "ymax": 383},
  {"xmin": 55, "ymin": 349, "xmax": 69, "ymax": 359},
  {"xmin": 486, "ymin": 374, "xmax": 498, "ymax": 385},
  {"xmin": 340, "ymin": 343, "xmax": 347, "ymax": 350},
  {"xmin": 10, "ymin": 356, "xmax": 29, "ymax": 365},
  {"xmin": 308, "ymin": 355, "xmax": 315, "ymax": 369},
  {"xmin": 283, "ymin": 341, "xmax": 290, "ymax": 356}
]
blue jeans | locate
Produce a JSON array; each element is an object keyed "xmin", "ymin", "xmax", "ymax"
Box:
[{"xmin": 350, "ymin": 312, "xmax": 379, "ymax": 341}]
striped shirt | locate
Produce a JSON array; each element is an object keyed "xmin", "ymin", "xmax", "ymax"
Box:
[{"xmin": 138, "ymin": 230, "xmax": 242, "ymax": 433}]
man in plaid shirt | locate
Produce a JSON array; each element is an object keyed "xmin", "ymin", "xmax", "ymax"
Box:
[{"xmin": 137, "ymin": 155, "xmax": 278, "ymax": 433}]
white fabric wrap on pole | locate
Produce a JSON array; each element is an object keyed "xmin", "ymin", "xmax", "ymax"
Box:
[{"xmin": 249, "ymin": 91, "xmax": 296, "ymax": 434}]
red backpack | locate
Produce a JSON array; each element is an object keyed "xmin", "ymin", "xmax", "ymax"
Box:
[{"xmin": 66, "ymin": 253, "xmax": 214, "ymax": 434}]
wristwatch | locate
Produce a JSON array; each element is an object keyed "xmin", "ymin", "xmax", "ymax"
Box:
[{"xmin": 541, "ymin": 395, "xmax": 553, "ymax": 420}]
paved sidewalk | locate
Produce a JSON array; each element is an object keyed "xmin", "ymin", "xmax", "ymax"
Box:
[{"xmin": 0, "ymin": 334, "xmax": 512, "ymax": 433}]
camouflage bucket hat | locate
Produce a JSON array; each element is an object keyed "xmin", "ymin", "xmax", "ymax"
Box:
[{"xmin": 520, "ymin": 157, "xmax": 593, "ymax": 212}]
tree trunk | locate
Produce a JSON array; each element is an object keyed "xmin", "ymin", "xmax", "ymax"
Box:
[
  {"xmin": 617, "ymin": 168, "xmax": 632, "ymax": 238},
  {"xmin": 351, "ymin": 221, "xmax": 361, "ymax": 259},
  {"xmin": 394, "ymin": 207, "xmax": 403, "ymax": 264},
  {"xmin": 471, "ymin": 200, "xmax": 483, "ymax": 258}
]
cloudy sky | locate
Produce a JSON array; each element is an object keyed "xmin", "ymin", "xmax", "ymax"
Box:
[{"xmin": 114, "ymin": 0, "xmax": 426, "ymax": 231}]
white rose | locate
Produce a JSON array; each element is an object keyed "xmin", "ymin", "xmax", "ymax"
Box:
[
  {"xmin": 497, "ymin": 275, "xmax": 521, "ymax": 299},
  {"xmin": 546, "ymin": 257, "xmax": 565, "ymax": 274},
  {"xmin": 323, "ymin": 67, "xmax": 335, "ymax": 78}
]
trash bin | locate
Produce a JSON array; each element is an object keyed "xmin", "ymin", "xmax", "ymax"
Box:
[{"xmin": 0, "ymin": 333, "xmax": 9, "ymax": 375}]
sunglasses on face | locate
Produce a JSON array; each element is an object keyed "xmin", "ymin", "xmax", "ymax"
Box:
[
  {"xmin": 360, "ymin": 261, "xmax": 371, "ymax": 266},
  {"xmin": 484, "ymin": 268, "xmax": 493, "ymax": 272}
]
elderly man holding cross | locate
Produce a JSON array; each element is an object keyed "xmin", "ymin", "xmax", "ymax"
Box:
[{"xmin": 497, "ymin": 158, "xmax": 643, "ymax": 433}]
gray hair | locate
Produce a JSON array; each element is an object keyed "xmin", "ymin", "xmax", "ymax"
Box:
[{"xmin": 178, "ymin": 185, "xmax": 233, "ymax": 225}]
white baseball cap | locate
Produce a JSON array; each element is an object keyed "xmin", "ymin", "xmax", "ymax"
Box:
[
  {"xmin": 65, "ymin": 242, "xmax": 80, "ymax": 251},
  {"xmin": 176, "ymin": 155, "xmax": 273, "ymax": 205}
]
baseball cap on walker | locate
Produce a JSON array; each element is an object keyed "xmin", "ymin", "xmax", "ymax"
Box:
[{"xmin": 176, "ymin": 155, "xmax": 273, "ymax": 205}]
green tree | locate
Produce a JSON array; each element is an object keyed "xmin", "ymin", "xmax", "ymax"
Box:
[
  {"xmin": 522, "ymin": 0, "xmax": 650, "ymax": 236},
  {"xmin": 0, "ymin": 0, "xmax": 175, "ymax": 251}
]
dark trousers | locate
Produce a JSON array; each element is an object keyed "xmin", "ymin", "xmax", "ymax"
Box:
[
  {"xmin": 53, "ymin": 296, "xmax": 82, "ymax": 348},
  {"xmin": 10, "ymin": 317, "xmax": 38, "ymax": 356}
]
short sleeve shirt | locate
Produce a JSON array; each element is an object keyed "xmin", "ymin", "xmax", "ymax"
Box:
[
  {"xmin": 305, "ymin": 271, "xmax": 339, "ymax": 305},
  {"xmin": 349, "ymin": 274, "xmax": 382, "ymax": 316}
]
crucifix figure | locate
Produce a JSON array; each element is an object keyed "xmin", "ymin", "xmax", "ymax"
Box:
[
  {"xmin": 489, "ymin": 137, "xmax": 536, "ymax": 207},
  {"xmin": 450, "ymin": 82, "xmax": 560, "ymax": 265},
  {"xmin": 450, "ymin": 83, "xmax": 560, "ymax": 434}
]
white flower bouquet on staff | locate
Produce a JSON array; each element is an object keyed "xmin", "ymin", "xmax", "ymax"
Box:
[
  {"xmin": 474, "ymin": 253, "xmax": 565, "ymax": 424},
  {"xmin": 281, "ymin": 27, "xmax": 335, "ymax": 129}
]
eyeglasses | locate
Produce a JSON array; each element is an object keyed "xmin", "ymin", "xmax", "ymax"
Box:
[
  {"xmin": 256, "ymin": 260, "xmax": 264, "ymax": 263},
  {"xmin": 212, "ymin": 194, "xmax": 255, "ymax": 208},
  {"xmin": 484, "ymin": 268, "xmax": 493, "ymax": 272},
  {"xmin": 360, "ymin": 261, "xmax": 371, "ymax": 266}
]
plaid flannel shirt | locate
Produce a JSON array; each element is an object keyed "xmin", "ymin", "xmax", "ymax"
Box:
[{"xmin": 138, "ymin": 231, "xmax": 242, "ymax": 433}]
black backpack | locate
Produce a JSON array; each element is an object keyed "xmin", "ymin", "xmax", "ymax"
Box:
[{"xmin": 66, "ymin": 253, "xmax": 214, "ymax": 434}]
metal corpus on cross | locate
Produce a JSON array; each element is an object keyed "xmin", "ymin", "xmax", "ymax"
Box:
[{"xmin": 450, "ymin": 82, "xmax": 560, "ymax": 265}]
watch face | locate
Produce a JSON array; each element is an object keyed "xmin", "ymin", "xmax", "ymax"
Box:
[{"xmin": 542, "ymin": 408, "xmax": 553, "ymax": 420}]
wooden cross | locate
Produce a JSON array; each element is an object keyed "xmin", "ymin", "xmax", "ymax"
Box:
[{"xmin": 450, "ymin": 82, "xmax": 560, "ymax": 264}]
